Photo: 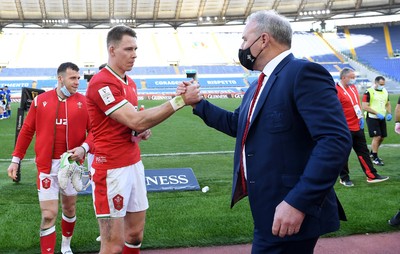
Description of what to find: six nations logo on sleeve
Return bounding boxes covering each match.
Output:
[98,86,115,105]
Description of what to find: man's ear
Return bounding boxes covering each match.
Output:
[261,33,270,44]
[109,45,115,56]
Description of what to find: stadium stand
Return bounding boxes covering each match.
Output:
[128,66,177,75]
[292,31,340,62]
[389,25,400,56]
[336,25,400,82]
[178,65,244,75]
[1,25,400,99]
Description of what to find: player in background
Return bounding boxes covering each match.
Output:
[7,62,93,254]
[3,85,11,118]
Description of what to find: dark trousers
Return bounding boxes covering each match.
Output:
[251,235,319,254]
[340,129,378,181]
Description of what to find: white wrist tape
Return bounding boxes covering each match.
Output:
[169,96,185,111]
[11,156,21,164]
[81,143,89,153]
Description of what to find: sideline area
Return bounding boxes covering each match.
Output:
[141,231,400,254]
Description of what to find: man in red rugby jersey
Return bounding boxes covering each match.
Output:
[86,25,201,254]
[7,62,93,254]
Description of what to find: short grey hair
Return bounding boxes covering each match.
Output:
[246,10,292,48]
[339,67,355,79]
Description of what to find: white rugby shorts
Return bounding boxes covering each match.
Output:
[91,160,149,218]
[38,159,78,201]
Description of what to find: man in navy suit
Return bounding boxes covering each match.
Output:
[179,10,352,253]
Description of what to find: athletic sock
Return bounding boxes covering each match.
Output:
[61,213,76,253]
[122,242,141,254]
[40,226,56,254]
[372,152,378,159]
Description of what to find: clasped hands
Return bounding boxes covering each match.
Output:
[177,80,203,107]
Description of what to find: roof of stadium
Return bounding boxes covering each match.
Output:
[0,0,399,29]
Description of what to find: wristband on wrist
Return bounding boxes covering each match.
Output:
[11,156,21,164]
[169,96,185,111]
[80,146,87,153]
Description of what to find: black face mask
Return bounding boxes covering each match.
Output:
[238,36,262,71]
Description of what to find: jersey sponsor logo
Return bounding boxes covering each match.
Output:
[42,177,51,189]
[98,86,115,105]
[113,194,124,211]
[95,156,107,164]
[56,118,67,125]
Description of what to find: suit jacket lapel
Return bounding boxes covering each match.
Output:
[238,79,257,141]
[249,54,294,128]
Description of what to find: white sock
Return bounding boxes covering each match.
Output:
[61,235,72,254]
[61,213,76,253]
